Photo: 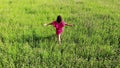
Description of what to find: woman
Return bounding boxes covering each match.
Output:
[44,15,74,44]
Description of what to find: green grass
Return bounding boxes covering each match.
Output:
[0,0,120,68]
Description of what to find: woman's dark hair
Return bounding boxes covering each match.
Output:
[56,15,62,23]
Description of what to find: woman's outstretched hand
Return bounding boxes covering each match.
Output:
[43,23,53,26]
[71,24,75,27]
[43,23,47,26]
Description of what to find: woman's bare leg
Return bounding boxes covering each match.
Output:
[57,34,61,44]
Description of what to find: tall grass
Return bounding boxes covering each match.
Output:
[0,0,120,68]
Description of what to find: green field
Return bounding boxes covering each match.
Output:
[0,0,120,68]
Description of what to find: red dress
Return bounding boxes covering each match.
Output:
[52,21,65,35]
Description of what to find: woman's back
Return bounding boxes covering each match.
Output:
[52,21,65,30]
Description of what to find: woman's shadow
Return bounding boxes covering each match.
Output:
[22,30,56,48]
[39,34,56,42]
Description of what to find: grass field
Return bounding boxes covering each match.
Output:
[0,0,120,68]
